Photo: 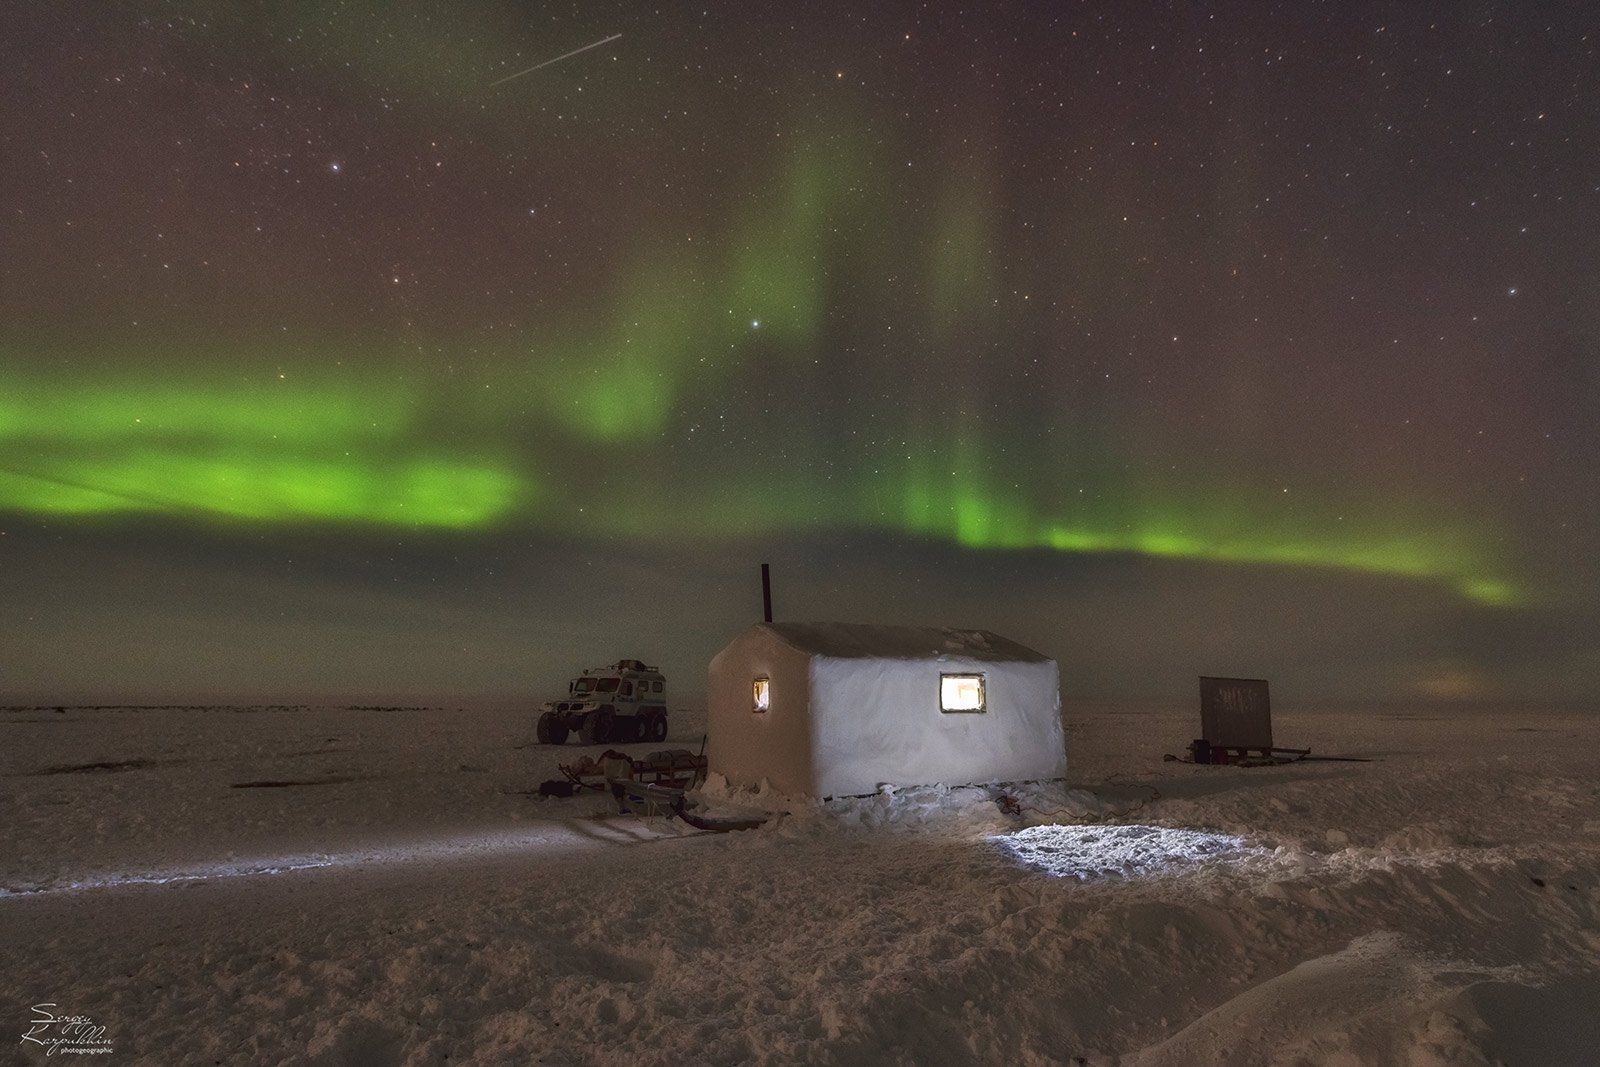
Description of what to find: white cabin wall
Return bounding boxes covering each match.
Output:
[809,657,1064,797]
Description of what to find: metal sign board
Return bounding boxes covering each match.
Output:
[1198,676,1272,750]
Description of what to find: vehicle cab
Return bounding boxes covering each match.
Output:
[538,659,669,745]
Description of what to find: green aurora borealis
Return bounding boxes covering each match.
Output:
[5,3,1596,701]
[0,318,1519,607]
[0,117,1519,606]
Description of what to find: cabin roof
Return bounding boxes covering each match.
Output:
[756,621,1050,663]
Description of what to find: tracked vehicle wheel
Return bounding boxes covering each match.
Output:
[581,707,615,745]
[537,712,570,745]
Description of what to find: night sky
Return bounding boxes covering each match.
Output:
[3,4,1596,705]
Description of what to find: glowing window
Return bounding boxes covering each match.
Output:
[752,676,770,713]
[940,673,986,713]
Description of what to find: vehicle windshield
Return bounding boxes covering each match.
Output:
[573,677,618,694]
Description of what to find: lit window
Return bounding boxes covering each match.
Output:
[752,676,770,713]
[940,673,985,713]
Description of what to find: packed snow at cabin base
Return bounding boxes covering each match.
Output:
[2,702,1598,1064]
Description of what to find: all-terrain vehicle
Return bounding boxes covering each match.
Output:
[536,659,670,745]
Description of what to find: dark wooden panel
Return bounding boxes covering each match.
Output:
[1198,676,1273,749]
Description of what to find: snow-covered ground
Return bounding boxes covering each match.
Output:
[2,701,1598,1064]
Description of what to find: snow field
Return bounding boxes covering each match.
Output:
[1,701,1597,1063]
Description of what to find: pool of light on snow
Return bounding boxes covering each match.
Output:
[994,823,1253,880]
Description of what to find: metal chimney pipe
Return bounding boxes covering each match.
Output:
[761,563,773,623]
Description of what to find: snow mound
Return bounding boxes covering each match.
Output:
[1131,932,1442,1064]
[1126,931,1587,1066]
[695,774,1117,838]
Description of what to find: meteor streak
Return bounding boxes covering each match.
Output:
[488,33,621,86]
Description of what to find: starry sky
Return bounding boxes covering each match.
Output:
[3,3,1597,705]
